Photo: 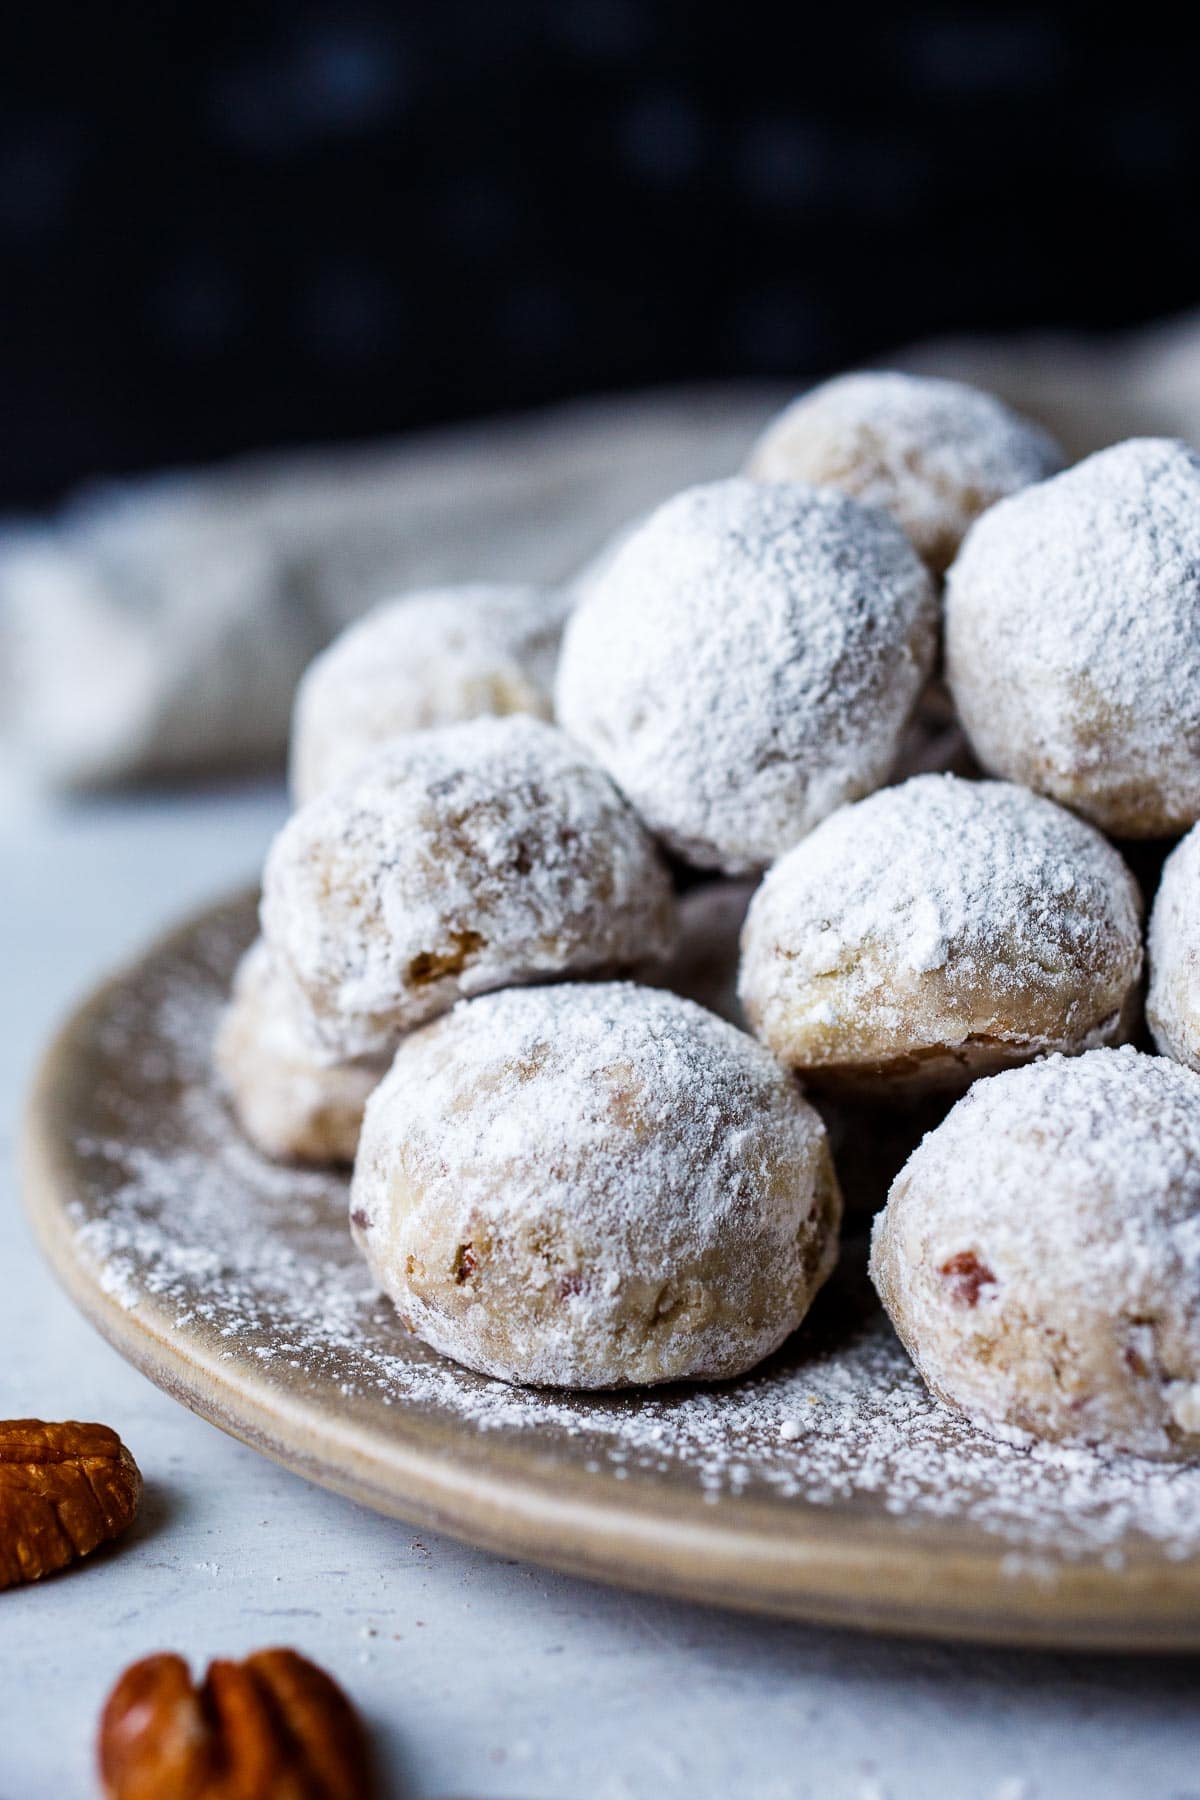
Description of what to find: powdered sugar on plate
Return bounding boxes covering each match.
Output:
[55,897,1200,1570]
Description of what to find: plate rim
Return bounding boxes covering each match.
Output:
[21,891,1200,1652]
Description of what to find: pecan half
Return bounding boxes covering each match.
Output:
[0,1419,141,1589]
[97,1648,373,1800]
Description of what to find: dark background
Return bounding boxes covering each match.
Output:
[4,4,1198,509]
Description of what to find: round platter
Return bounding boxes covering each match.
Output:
[22,893,1200,1650]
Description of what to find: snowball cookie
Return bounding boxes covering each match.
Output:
[1147,823,1200,1069]
[556,478,937,875]
[946,439,1200,838]
[350,982,841,1387]
[261,715,677,1061]
[214,939,384,1164]
[746,372,1062,575]
[871,1048,1200,1457]
[290,582,570,805]
[739,775,1143,1101]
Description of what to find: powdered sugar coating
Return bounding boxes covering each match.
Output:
[739,775,1143,1099]
[872,1048,1200,1457]
[351,981,841,1387]
[290,582,570,805]
[1148,824,1200,1069]
[946,438,1200,838]
[261,715,677,1060]
[747,372,1062,574]
[555,478,937,875]
[214,938,384,1164]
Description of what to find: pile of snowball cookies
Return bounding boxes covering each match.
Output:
[215,371,1200,1461]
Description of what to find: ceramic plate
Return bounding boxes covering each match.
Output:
[22,894,1200,1649]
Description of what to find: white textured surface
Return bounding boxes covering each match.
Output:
[352,981,836,1387]
[746,371,1062,572]
[945,438,1200,838]
[4,787,1200,1799]
[738,775,1143,1081]
[289,582,569,807]
[262,716,676,1059]
[872,1048,1200,1456]
[556,477,936,873]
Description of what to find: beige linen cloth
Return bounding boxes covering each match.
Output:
[4,313,1200,792]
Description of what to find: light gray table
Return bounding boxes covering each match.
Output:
[2,785,1198,1800]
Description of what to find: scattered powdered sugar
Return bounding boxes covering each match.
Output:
[289,582,570,805]
[946,437,1200,837]
[739,774,1143,1065]
[555,477,937,875]
[746,370,1063,574]
[56,898,1200,1569]
[260,714,677,1060]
